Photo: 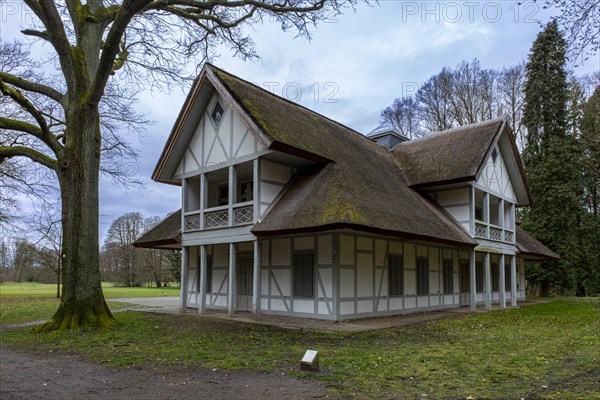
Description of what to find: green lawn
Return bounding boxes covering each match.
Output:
[0,282,179,325]
[1,296,598,399]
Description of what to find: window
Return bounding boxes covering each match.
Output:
[443,259,454,294]
[389,255,404,296]
[460,260,470,292]
[504,263,511,291]
[491,148,498,163]
[417,257,429,295]
[197,254,212,293]
[476,262,484,293]
[238,181,253,202]
[491,263,499,292]
[217,184,228,206]
[206,255,213,293]
[211,102,224,126]
[293,252,314,298]
[475,206,483,221]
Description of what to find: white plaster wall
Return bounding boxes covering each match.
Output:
[357,253,373,297]
[318,267,332,297]
[271,239,291,266]
[294,300,313,313]
[176,95,266,177]
[318,235,333,264]
[476,146,517,202]
[340,268,354,298]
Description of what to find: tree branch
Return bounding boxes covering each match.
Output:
[26,0,76,89]
[89,0,152,105]
[21,29,52,42]
[0,146,58,171]
[0,71,64,104]
[0,80,63,156]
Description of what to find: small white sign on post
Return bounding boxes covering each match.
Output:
[300,349,319,371]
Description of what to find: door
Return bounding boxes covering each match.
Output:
[236,253,253,312]
[459,260,470,306]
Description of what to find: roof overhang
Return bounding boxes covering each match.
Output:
[475,120,533,206]
[253,223,477,249]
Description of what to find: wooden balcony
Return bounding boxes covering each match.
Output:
[183,202,254,232]
[474,221,515,244]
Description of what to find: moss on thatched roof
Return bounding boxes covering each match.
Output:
[210,66,476,246]
[394,119,503,187]
[515,225,560,260]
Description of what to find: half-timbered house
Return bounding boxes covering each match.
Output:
[134,64,558,320]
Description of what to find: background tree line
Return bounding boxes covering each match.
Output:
[1,212,180,289]
[100,212,180,288]
[380,22,600,296]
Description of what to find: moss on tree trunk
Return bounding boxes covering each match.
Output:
[36,105,117,332]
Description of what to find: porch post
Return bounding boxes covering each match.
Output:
[484,252,492,310]
[228,166,236,227]
[252,239,261,319]
[253,158,260,223]
[180,246,189,312]
[499,253,506,309]
[198,245,207,314]
[469,249,477,311]
[510,255,518,307]
[200,174,206,230]
[228,242,236,316]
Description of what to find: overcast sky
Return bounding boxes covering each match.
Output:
[3,1,599,244]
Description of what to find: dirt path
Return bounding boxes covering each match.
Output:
[0,346,328,400]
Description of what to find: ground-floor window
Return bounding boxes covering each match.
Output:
[504,263,511,291]
[491,263,499,292]
[443,259,453,294]
[389,255,404,296]
[293,252,314,298]
[207,255,213,293]
[460,260,469,292]
[476,262,484,293]
[417,257,429,295]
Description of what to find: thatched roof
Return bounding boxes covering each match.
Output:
[394,120,502,187]
[208,66,476,247]
[516,225,560,261]
[393,119,532,205]
[132,211,181,249]
[143,65,545,254]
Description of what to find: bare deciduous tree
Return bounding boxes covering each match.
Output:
[416,67,454,132]
[1,0,365,331]
[380,96,422,139]
[541,0,600,66]
[497,63,527,150]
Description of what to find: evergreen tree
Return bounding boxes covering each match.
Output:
[578,85,600,295]
[521,20,584,296]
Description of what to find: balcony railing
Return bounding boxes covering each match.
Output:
[184,202,254,232]
[474,221,514,244]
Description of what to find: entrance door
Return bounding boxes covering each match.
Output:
[236,253,253,312]
[459,260,470,306]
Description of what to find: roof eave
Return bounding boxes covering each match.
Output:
[409,175,476,190]
[252,223,477,248]
[152,72,207,183]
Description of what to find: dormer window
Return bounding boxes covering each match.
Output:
[211,102,224,126]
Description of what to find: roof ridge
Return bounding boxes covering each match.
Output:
[398,117,506,146]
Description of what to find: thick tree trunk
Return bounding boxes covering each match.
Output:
[36,106,116,332]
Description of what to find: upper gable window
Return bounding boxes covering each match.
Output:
[491,148,498,164]
[211,102,224,126]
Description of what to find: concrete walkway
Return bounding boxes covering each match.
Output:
[111,297,180,309]
[113,297,544,333]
